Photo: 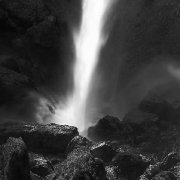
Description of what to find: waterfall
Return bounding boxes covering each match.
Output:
[54,0,115,132]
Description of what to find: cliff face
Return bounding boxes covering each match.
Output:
[89,0,180,119]
[0,0,71,87]
[0,0,82,122]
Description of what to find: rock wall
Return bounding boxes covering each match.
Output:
[89,0,180,119]
[0,0,81,122]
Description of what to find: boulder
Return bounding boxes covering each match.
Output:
[2,137,31,180]
[88,115,133,142]
[91,142,116,163]
[59,147,106,180]
[0,122,79,154]
[65,135,93,155]
[111,151,150,180]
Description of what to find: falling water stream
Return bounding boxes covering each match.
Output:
[54,0,114,132]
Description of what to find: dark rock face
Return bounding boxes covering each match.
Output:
[2,137,31,180]
[0,122,79,154]
[59,147,106,180]
[65,135,93,156]
[93,0,180,117]
[91,142,116,163]
[88,115,133,143]
[0,0,77,120]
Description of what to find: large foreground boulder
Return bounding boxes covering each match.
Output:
[0,122,79,154]
[58,147,106,180]
[65,135,93,156]
[2,137,31,180]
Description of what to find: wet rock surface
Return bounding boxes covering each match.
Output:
[65,135,93,156]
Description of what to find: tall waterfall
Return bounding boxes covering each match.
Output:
[54,0,115,132]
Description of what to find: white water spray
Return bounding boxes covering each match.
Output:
[54,0,115,132]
